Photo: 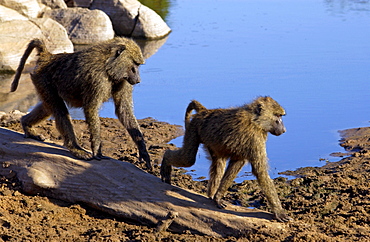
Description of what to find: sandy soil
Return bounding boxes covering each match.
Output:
[1,115,370,241]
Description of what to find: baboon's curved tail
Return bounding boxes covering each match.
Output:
[11,39,46,92]
[185,100,207,129]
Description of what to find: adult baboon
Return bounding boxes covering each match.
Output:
[11,37,152,170]
[160,96,290,221]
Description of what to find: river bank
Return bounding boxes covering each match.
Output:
[1,116,369,241]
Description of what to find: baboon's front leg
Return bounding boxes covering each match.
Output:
[251,158,292,222]
[112,84,152,170]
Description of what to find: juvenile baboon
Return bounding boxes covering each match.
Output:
[160,96,290,221]
[11,37,152,170]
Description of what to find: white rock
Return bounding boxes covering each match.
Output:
[0,5,28,22]
[0,20,42,71]
[0,0,42,18]
[90,0,171,39]
[132,4,171,39]
[44,7,115,44]
[32,18,74,54]
[0,19,73,71]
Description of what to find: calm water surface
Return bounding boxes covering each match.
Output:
[99,0,370,180]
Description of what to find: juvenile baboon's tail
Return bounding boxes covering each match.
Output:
[11,39,46,92]
[185,100,207,129]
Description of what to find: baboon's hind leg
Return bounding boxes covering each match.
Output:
[213,159,247,208]
[160,150,173,184]
[160,123,201,184]
[21,102,51,141]
[48,97,93,160]
[206,148,227,199]
[83,101,109,160]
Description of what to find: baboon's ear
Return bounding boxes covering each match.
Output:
[255,103,263,115]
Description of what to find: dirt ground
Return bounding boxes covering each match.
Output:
[1,114,370,241]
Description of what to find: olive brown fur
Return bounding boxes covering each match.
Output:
[160,96,291,221]
[11,37,152,170]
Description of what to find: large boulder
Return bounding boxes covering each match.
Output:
[89,0,171,39]
[0,20,43,72]
[32,18,74,52]
[131,4,171,39]
[43,7,114,44]
[0,19,73,72]
[0,0,41,18]
[0,5,28,22]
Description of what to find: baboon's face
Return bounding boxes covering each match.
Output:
[269,114,286,136]
[125,58,141,85]
[255,96,286,136]
[106,40,144,85]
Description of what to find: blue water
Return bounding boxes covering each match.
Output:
[100,0,370,180]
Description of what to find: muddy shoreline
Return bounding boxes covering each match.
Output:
[1,115,370,241]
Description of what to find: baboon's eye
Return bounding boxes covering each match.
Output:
[275,116,283,125]
[115,46,126,58]
[115,50,122,58]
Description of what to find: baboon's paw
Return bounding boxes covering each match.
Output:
[160,170,171,184]
[24,133,46,141]
[214,199,228,209]
[274,211,292,222]
[145,162,153,171]
[70,148,93,160]
[160,175,171,184]
[159,162,172,184]
[139,152,152,171]
[93,154,110,160]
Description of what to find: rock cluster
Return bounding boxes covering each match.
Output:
[0,0,171,72]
